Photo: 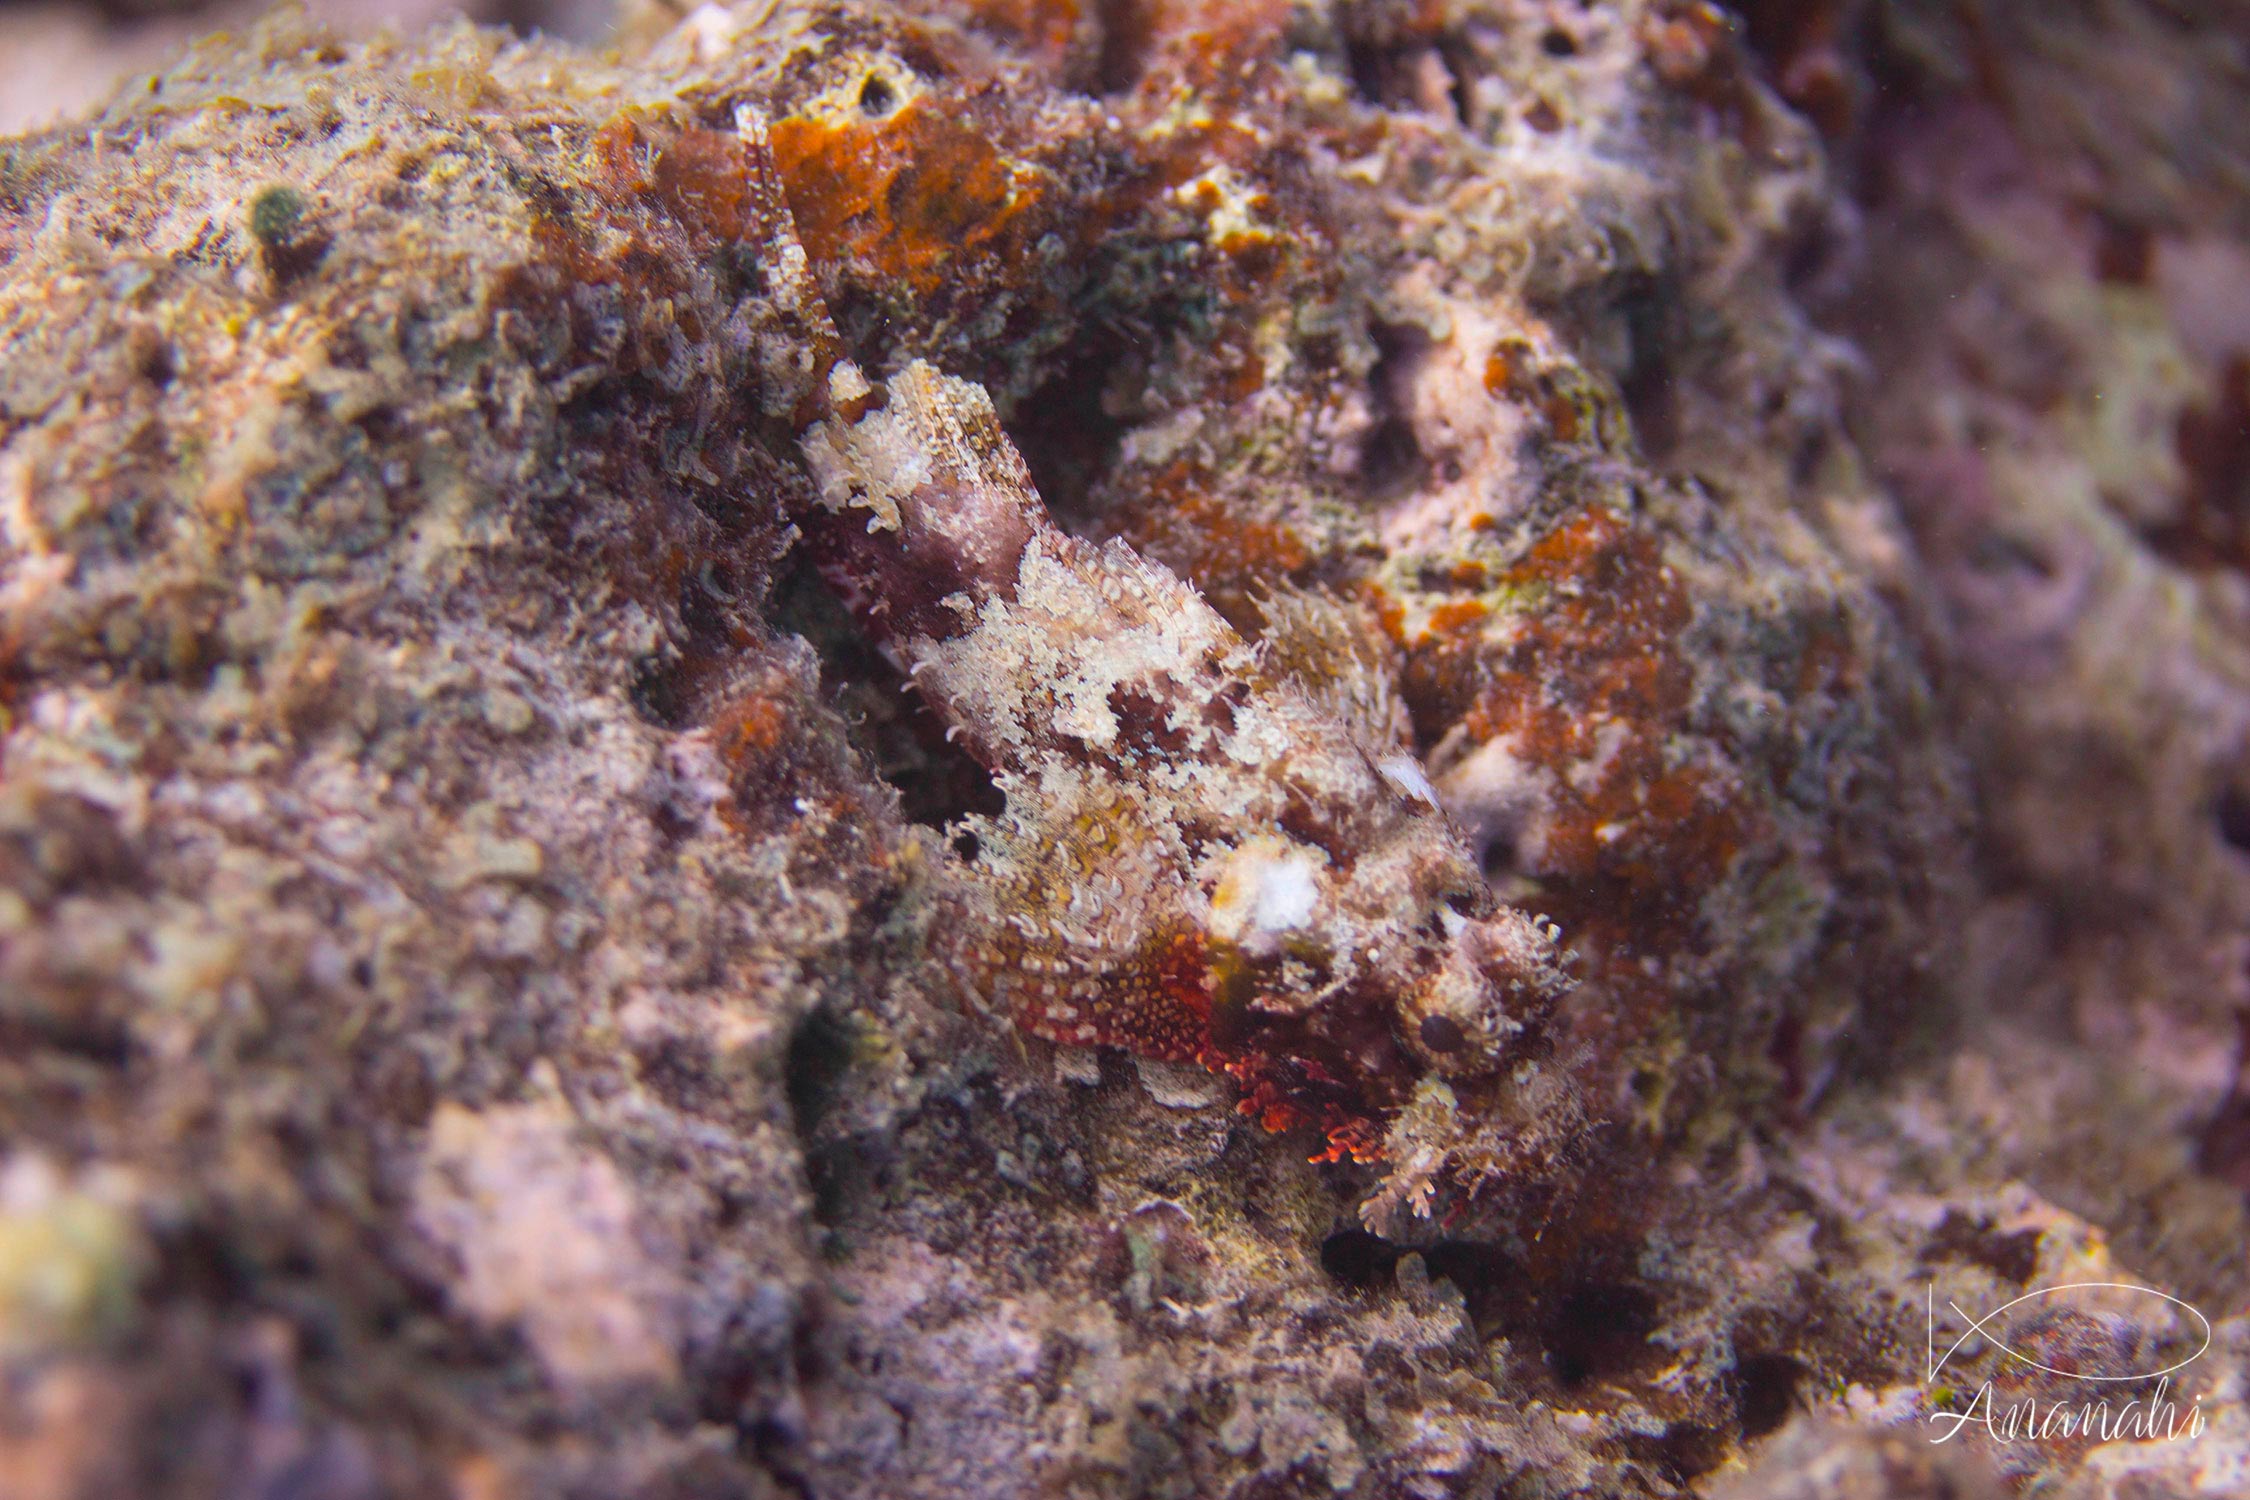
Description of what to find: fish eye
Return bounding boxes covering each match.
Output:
[1419,1014,1467,1053]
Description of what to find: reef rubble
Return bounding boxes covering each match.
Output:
[1,1,2246,1496]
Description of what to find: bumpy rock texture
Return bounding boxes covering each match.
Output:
[0,1,2244,1496]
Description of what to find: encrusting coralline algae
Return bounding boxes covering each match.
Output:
[1,0,2247,1496]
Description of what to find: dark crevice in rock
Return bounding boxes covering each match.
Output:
[785,1002,872,1250]
[1729,1352,1804,1440]
[1608,274,1682,467]
[1326,1234,1679,1411]
[2149,354,2250,574]
[1543,1280,1662,1389]
[627,649,696,729]
[764,552,1003,832]
[1343,34,1391,111]
[1732,0,1864,143]
[1437,37,1478,129]
[2196,1010,2250,1195]
[1765,1009,1810,1115]
[747,1417,819,1500]
[1317,1227,1400,1289]
[1008,331,1137,537]
[1093,0,1158,97]
[624,553,768,731]
[1625,1420,1730,1485]
[1419,1239,1519,1337]
[1358,321,1430,502]
[1922,1208,2044,1285]
[2218,782,2250,857]
[1341,23,1475,127]
[785,1005,860,1138]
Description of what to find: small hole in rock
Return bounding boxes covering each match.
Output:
[1541,29,1579,57]
[2153,354,2250,573]
[1319,1229,1401,1290]
[767,556,1003,831]
[1359,417,1424,498]
[136,339,178,389]
[1435,38,1479,128]
[1345,37,1389,107]
[2093,213,2154,285]
[2216,785,2250,855]
[2196,1011,2250,1192]
[1008,332,1136,534]
[1731,1353,1803,1439]
[1479,831,1518,878]
[232,1361,270,1407]
[629,652,692,728]
[1922,1208,2045,1285]
[682,561,738,640]
[1360,322,1432,501]
[1094,0,1158,95]
[1422,1240,1518,1335]
[1768,1010,1806,1110]
[858,74,897,117]
[786,1005,858,1132]
[1613,276,1680,463]
[1641,1421,1729,1483]
[1546,1281,1659,1387]
[1966,529,2056,579]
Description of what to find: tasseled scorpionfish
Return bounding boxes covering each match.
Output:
[794,360,1571,1165]
[736,110,1572,1168]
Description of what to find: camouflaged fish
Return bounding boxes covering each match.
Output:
[734,107,1572,1168]
[794,360,1571,1164]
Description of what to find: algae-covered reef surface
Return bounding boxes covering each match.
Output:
[1,1,2247,1496]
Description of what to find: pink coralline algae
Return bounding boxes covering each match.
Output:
[4,2,2247,1497]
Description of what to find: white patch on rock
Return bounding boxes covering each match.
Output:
[411,1099,680,1394]
[1136,1057,1227,1109]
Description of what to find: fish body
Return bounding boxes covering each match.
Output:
[798,359,1570,1161]
[719,100,1571,1166]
